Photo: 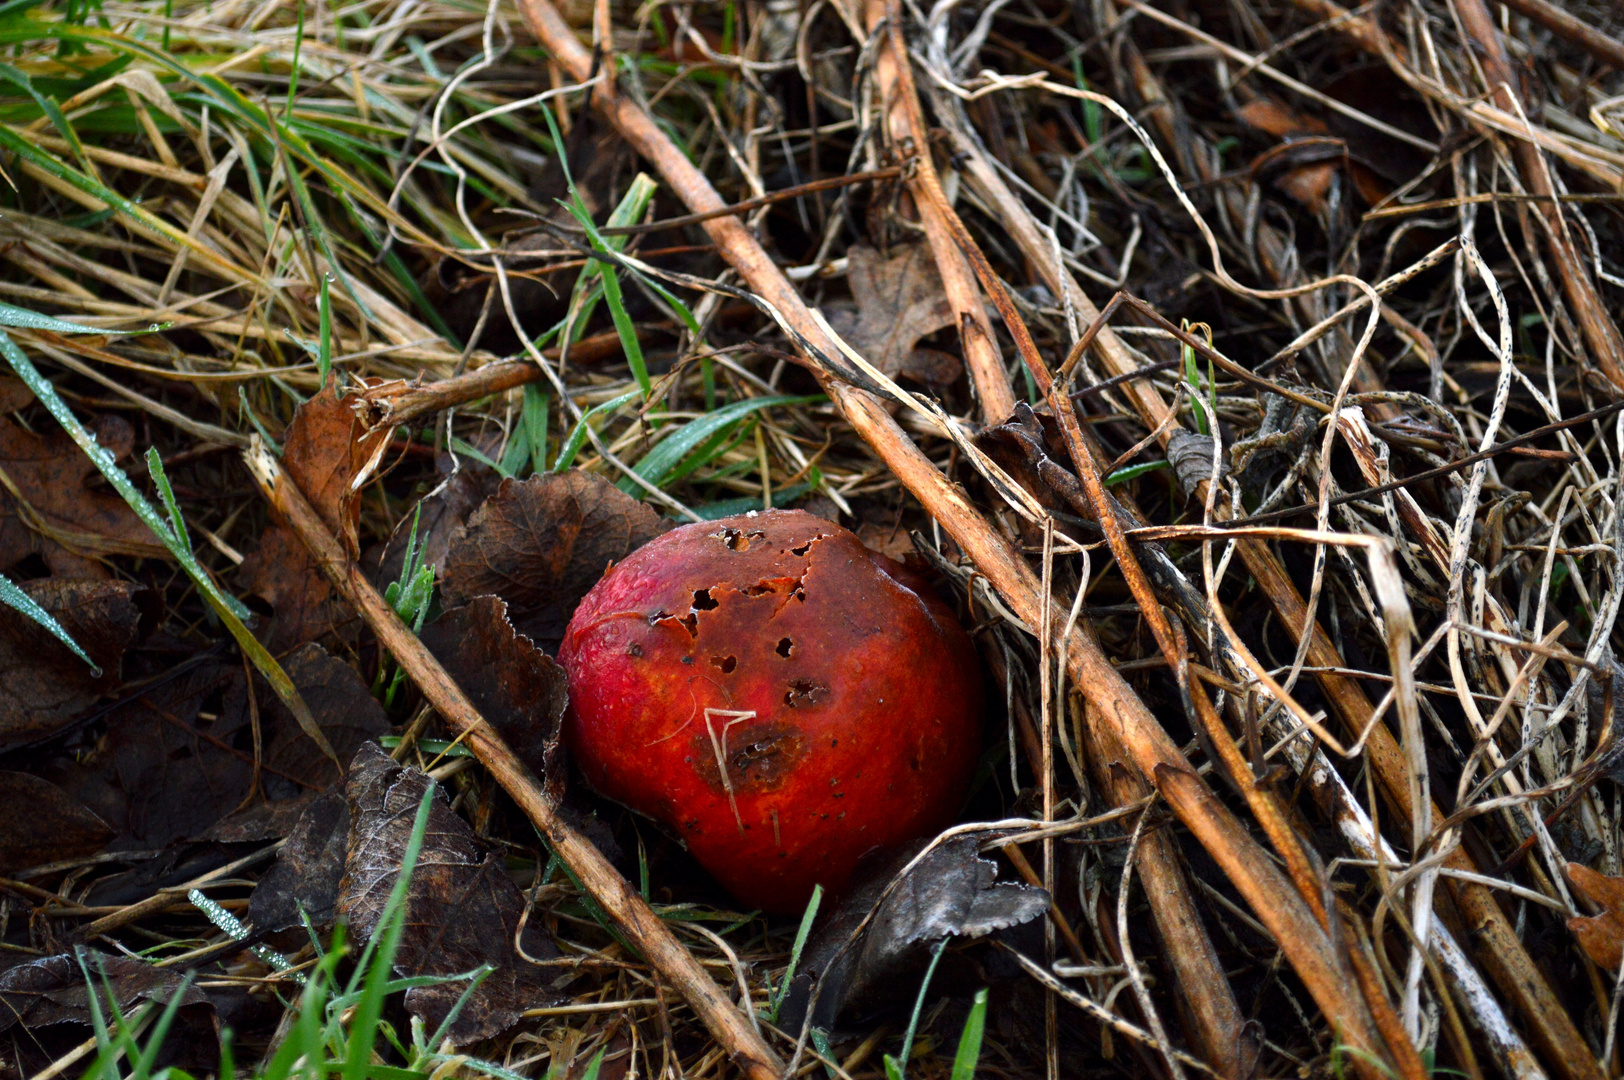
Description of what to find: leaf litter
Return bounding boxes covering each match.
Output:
[0,0,1619,1075]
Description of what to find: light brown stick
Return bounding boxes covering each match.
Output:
[240,442,785,1080]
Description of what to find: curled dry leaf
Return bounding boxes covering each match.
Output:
[1567,861,1624,970]
[0,578,143,751]
[336,744,561,1043]
[822,242,965,388]
[0,771,112,872]
[280,379,393,558]
[420,595,569,797]
[0,408,167,578]
[779,834,1048,1031]
[442,470,667,653]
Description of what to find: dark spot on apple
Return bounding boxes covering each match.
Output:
[681,655,694,665]
[692,588,718,611]
[784,678,828,707]
[776,637,793,658]
[627,642,643,657]
[693,720,805,792]
[711,655,737,674]
[744,582,776,597]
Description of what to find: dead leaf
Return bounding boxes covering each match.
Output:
[0,952,207,1031]
[442,470,667,653]
[0,578,143,751]
[1236,98,1328,138]
[822,243,965,386]
[88,645,385,849]
[281,379,392,559]
[376,460,495,584]
[257,643,390,797]
[0,376,30,413]
[421,596,568,797]
[1568,861,1624,970]
[0,411,167,578]
[780,834,1048,1031]
[336,744,561,1042]
[0,772,112,871]
[237,525,352,652]
[247,788,347,931]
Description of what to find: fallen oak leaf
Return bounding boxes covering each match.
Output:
[822,243,966,388]
[779,833,1049,1032]
[1568,861,1624,970]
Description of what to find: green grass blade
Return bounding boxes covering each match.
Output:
[1103,460,1169,486]
[622,395,821,494]
[767,884,821,1023]
[0,572,98,672]
[553,389,640,474]
[949,989,988,1080]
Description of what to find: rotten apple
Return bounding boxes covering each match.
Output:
[559,509,983,913]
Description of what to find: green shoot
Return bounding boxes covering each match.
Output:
[553,389,640,474]
[620,394,822,495]
[1103,460,1169,487]
[766,884,821,1023]
[378,505,435,709]
[949,989,988,1080]
[883,936,950,1080]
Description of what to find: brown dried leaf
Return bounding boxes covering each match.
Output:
[0,578,142,750]
[247,788,347,931]
[421,596,569,797]
[0,411,167,578]
[0,952,207,1031]
[282,380,392,558]
[0,772,112,871]
[442,470,667,652]
[238,525,352,652]
[337,744,561,1042]
[824,243,963,385]
[1568,861,1624,971]
[89,645,385,848]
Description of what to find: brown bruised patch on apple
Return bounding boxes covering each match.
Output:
[559,509,984,913]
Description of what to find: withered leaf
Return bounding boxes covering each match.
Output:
[0,952,207,1031]
[336,744,561,1042]
[0,411,168,578]
[282,380,392,557]
[421,596,568,796]
[1568,861,1624,970]
[376,461,495,584]
[258,643,390,797]
[0,772,112,871]
[0,578,143,751]
[442,470,666,653]
[93,645,384,849]
[237,525,352,653]
[822,243,965,386]
[248,788,347,932]
[780,834,1048,1031]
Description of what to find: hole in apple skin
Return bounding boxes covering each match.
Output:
[784,678,828,708]
[692,588,719,611]
[711,655,737,674]
[776,637,793,658]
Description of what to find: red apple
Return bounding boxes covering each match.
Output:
[559,509,983,913]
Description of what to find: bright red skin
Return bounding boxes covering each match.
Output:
[559,510,983,913]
